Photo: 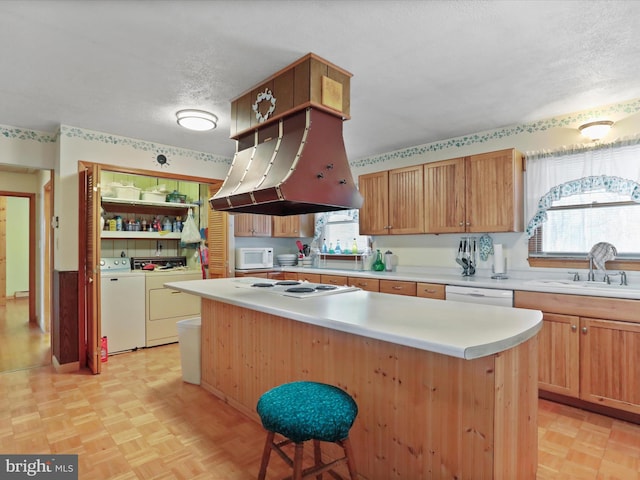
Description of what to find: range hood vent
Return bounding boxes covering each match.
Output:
[209,53,362,216]
[210,108,362,216]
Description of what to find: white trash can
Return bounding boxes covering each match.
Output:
[176,317,201,384]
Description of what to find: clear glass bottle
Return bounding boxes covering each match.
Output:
[351,238,358,254]
[335,239,342,254]
[322,238,328,253]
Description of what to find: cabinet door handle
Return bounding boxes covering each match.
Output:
[465,221,471,226]
[424,289,436,294]
[582,327,588,334]
[571,325,577,331]
[392,286,402,290]
[459,221,464,226]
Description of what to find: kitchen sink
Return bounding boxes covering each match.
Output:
[525,278,638,293]
[525,279,584,287]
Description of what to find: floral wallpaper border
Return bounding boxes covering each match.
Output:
[350,98,640,169]
[60,126,230,165]
[3,96,640,169]
[0,123,231,165]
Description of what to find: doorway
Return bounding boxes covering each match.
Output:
[0,189,51,373]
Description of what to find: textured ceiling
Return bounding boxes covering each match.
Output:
[1,0,640,163]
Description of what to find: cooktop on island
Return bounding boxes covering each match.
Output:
[232,278,360,298]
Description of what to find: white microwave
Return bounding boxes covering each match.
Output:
[235,247,274,270]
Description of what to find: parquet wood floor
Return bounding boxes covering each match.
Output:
[1,342,639,479]
[0,298,50,373]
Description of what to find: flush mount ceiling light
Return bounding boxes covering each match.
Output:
[176,109,218,131]
[578,120,613,141]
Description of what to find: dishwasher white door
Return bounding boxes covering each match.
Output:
[445,285,513,307]
[101,272,146,353]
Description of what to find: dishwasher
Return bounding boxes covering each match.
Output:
[445,285,513,307]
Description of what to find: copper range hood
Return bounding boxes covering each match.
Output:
[210,53,362,216]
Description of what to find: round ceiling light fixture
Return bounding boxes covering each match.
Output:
[578,120,613,141]
[176,109,218,131]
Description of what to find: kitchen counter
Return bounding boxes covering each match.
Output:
[165,277,542,360]
[278,265,640,300]
[165,277,541,479]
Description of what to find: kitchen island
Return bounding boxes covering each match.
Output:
[166,277,542,479]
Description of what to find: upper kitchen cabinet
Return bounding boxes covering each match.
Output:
[233,213,272,237]
[272,214,314,238]
[359,165,424,235]
[424,148,524,233]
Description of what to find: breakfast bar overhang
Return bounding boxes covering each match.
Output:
[166,278,543,479]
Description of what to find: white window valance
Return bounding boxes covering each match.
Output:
[525,137,640,238]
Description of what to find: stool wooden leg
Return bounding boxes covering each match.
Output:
[341,438,358,480]
[293,442,304,480]
[258,431,275,480]
[313,439,322,480]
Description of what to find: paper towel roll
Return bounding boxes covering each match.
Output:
[494,244,505,274]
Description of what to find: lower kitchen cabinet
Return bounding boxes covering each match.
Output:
[534,312,580,397]
[321,274,348,286]
[348,277,380,292]
[146,272,202,347]
[379,279,417,296]
[416,282,445,300]
[297,272,322,283]
[514,290,640,416]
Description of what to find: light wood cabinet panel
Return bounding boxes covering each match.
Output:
[359,165,424,235]
[283,272,299,281]
[358,171,389,235]
[348,277,380,292]
[379,279,417,296]
[298,272,322,283]
[466,149,523,232]
[388,165,424,234]
[424,148,523,233]
[233,213,272,237]
[424,157,466,233]
[416,282,445,300]
[580,317,640,414]
[272,214,314,237]
[321,274,348,286]
[537,313,580,397]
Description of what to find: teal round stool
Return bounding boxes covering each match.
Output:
[256,381,358,480]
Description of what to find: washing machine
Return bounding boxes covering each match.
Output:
[100,257,146,354]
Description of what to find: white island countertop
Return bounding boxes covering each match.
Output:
[165,277,542,360]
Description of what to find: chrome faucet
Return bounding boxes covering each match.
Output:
[587,258,596,282]
[620,271,628,286]
[569,271,580,281]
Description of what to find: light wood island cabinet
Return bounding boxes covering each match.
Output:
[193,290,539,479]
[359,165,424,235]
[424,148,524,233]
[515,290,640,418]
